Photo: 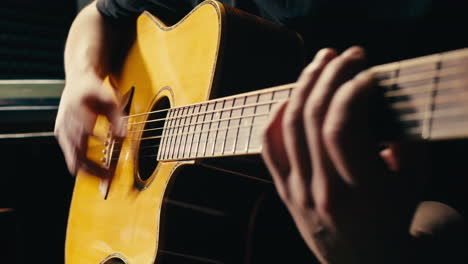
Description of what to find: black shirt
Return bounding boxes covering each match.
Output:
[96,0,468,65]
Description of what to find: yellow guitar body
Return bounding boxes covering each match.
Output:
[66,2,224,263]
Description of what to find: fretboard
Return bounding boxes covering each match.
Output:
[157,48,468,161]
[157,84,293,160]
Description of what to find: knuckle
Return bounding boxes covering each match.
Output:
[303,96,324,124]
[262,120,276,145]
[276,186,291,204]
[322,118,344,148]
[302,61,322,77]
[291,192,312,210]
[315,196,332,219]
[314,188,333,218]
[282,105,303,132]
[299,48,336,79]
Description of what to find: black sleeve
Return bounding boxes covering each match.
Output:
[96,0,198,24]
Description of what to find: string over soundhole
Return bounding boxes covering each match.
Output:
[136,96,170,184]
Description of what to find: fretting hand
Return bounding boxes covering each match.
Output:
[262,47,426,263]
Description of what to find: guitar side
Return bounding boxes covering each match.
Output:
[65,1,305,264]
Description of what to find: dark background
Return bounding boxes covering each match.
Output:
[0,0,77,263]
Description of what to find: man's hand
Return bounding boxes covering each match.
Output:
[262,47,423,263]
[54,73,125,176]
[55,1,133,176]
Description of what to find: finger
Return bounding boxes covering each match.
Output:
[56,133,79,176]
[82,84,125,138]
[322,71,387,187]
[303,47,366,210]
[76,152,111,178]
[262,102,290,196]
[282,48,336,178]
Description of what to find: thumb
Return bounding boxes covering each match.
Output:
[82,87,126,138]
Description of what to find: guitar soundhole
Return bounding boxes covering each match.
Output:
[137,96,170,182]
[102,258,126,264]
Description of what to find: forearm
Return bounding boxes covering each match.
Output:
[64,1,133,81]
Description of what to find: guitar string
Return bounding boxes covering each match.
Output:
[121,83,294,119]
[120,78,468,132]
[112,94,468,140]
[111,117,468,162]
[108,103,468,159]
[102,53,468,162]
[123,97,468,136]
[118,65,467,123]
[109,121,429,162]
[107,103,468,161]
[109,113,430,160]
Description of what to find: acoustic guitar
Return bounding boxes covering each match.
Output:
[65,1,468,263]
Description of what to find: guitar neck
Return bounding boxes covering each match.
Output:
[157,48,468,161]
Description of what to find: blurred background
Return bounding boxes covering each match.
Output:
[0,0,91,263]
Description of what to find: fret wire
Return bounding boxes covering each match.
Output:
[384,76,468,97]
[123,70,468,132]
[177,107,189,159]
[377,62,468,87]
[175,107,184,159]
[114,107,468,161]
[171,108,181,159]
[178,106,189,159]
[121,83,295,120]
[164,108,173,159]
[424,58,441,139]
[221,99,234,155]
[245,93,260,153]
[113,118,425,160]
[123,124,427,162]
[158,109,169,160]
[191,104,201,157]
[211,100,224,156]
[154,125,428,161]
[250,87,276,151]
[167,108,180,158]
[389,88,468,110]
[197,105,206,158]
[399,107,468,122]
[126,97,288,126]
[184,105,195,158]
[158,109,167,159]
[113,125,432,162]
[184,106,194,158]
[382,71,468,98]
[125,104,279,135]
[231,96,244,153]
[161,109,172,159]
[203,103,214,157]
[196,103,209,157]
[117,50,468,154]
[189,105,199,157]
[178,106,190,157]
[172,108,182,159]
[169,108,181,159]
[120,50,468,124]
[126,105,468,144]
